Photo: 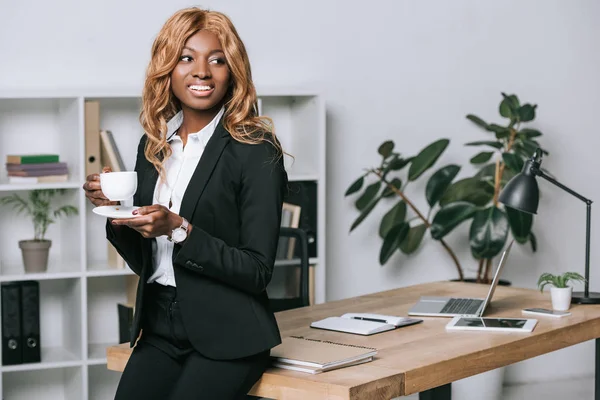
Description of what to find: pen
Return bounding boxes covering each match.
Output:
[352,317,387,323]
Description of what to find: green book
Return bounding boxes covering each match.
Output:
[6,154,60,164]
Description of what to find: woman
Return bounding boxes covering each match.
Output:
[83,7,287,399]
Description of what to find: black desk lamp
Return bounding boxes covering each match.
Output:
[498,148,599,304]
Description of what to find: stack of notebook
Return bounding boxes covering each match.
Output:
[270,336,377,374]
[5,154,68,183]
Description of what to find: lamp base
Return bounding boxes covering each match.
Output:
[571,291,600,304]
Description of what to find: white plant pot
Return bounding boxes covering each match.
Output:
[452,367,505,400]
[551,287,572,311]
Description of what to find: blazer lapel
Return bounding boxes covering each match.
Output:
[179,120,230,221]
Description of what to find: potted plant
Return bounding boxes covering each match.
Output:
[0,189,78,273]
[537,272,586,311]
[345,93,550,283]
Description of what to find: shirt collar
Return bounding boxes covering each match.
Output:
[165,106,225,147]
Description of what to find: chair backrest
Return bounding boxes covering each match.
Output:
[269,227,310,313]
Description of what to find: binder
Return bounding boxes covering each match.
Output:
[99,129,126,269]
[117,303,134,343]
[270,336,377,374]
[84,101,101,176]
[1,282,22,365]
[20,281,41,363]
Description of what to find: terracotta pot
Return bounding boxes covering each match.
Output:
[19,240,51,273]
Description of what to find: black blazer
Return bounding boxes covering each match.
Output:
[106,120,287,360]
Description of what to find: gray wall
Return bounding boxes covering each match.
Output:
[2,0,599,385]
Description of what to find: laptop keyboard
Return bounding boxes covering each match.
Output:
[440,298,483,315]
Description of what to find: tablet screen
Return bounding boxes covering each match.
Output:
[455,318,527,329]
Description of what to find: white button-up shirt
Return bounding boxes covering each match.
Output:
[147,106,225,287]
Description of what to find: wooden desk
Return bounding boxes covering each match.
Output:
[107,281,600,399]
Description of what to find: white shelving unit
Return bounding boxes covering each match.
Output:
[0,86,326,399]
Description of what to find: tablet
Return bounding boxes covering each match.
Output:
[446,316,537,333]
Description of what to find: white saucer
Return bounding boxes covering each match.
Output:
[93,205,141,219]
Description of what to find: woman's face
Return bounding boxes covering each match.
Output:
[171,30,231,113]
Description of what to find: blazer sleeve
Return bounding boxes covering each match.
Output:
[104,136,147,276]
[173,141,287,295]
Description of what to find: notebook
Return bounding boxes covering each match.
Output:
[270,336,377,374]
[311,313,423,335]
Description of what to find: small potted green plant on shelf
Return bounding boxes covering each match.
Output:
[537,272,586,311]
[0,189,78,273]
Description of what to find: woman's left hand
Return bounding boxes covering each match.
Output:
[111,205,183,239]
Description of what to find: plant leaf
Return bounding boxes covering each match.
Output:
[387,156,413,171]
[505,206,533,244]
[519,104,536,122]
[469,206,509,259]
[382,178,402,197]
[466,114,489,130]
[430,202,477,240]
[425,164,461,207]
[475,163,516,186]
[470,151,494,164]
[439,177,494,207]
[529,231,537,252]
[350,196,380,232]
[345,176,365,196]
[500,93,520,119]
[519,128,542,138]
[379,222,409,265]
[378,141,394,158]
[399,224,427,254]
[487,124,511,139]
[355,181,381,210]
[465,141,503,150]
[408,139,450,181]
[502,152,524,173]
[379,201,406,238]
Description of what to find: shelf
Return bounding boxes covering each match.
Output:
[86,264,135,277]
[0,180,82,192]
[0,260,81,282]
[3,366,83,400]
[275,257,319,267]
[87,342,118,365]
[288,173,320,182]
[87,276,130,349]
[2,346,81,372]
[88,364,121,400]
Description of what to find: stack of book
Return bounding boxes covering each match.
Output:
[5,154,68,184]
[270,336,377,374]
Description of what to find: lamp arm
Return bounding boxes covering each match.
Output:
[534,168,593,205]
[535,168,592,298]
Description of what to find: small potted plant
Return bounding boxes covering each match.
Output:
[537,272,586,311]
[0,189,78,273]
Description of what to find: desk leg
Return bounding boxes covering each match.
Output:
[596,338,600,400]
[419,383,451,400]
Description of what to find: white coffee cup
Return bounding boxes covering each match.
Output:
[100,171,137,201]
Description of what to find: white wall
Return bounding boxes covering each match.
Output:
[2,0,599,385]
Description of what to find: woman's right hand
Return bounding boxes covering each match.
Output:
[83,166,119,207]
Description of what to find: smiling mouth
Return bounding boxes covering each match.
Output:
[188,85,213,92]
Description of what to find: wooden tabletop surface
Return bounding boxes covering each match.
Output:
[107,281,600,399]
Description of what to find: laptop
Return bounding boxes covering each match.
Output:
[408,240,514,318]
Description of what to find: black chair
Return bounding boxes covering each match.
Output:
[268,227,310,312]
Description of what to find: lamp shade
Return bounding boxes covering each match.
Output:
[498,157,540,214]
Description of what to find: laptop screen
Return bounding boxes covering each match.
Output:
[479,240,514,313]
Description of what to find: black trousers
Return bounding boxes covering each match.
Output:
[114,283,270,400]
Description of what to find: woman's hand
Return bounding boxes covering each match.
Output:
[111,205,185,239]
[83,167,119,207]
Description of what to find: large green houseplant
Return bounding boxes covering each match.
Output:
[345,93,549,283]
[0,189,78,273]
